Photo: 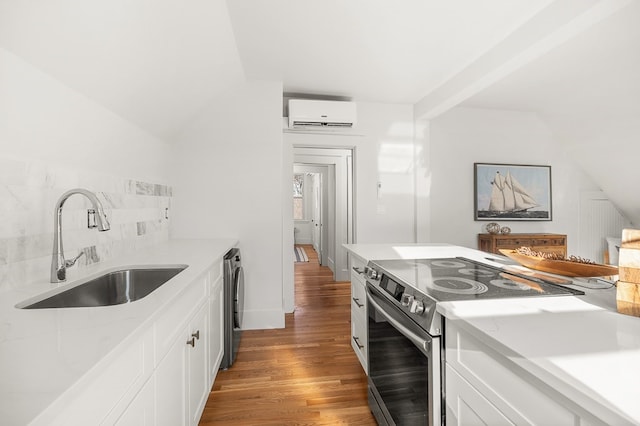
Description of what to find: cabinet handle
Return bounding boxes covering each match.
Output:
[352,336,364,350]
[186,337,195,347]
[352,266,364,275]
[352,297,364,308]
[192,330,200,340]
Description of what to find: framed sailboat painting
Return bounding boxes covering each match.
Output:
[474,163,552,221]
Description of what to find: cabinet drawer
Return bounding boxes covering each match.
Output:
[532,238,564,246]
[496,238,532,247]
[350,254,367,283]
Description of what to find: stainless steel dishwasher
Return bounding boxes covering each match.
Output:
[220,248,244,369]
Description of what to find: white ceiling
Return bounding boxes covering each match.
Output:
[0,0,637,148]
[461,1,640,118]
[0,0,245,141]
[0,0,559,140]
[226,0,551,104]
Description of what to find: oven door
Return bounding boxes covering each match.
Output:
[366,283,441,426]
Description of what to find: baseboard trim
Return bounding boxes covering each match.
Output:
[241,308,285,330]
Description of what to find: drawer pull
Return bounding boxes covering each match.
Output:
[186,337,195,347]
[352,297,364,308]
[192,330,200,340]
[352,336,364,350]
[352,266,364,275]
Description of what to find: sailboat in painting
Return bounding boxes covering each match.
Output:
[489,171,538,213]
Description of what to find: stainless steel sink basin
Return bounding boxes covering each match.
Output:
[19,266,187,309]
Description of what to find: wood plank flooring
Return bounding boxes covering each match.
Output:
[199,245,376,425]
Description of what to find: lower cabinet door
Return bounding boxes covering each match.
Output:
[188,303,209,425]
[445,365,512,426]
[155,330,188,426]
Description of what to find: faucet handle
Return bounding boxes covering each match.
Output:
[65,251,85,268]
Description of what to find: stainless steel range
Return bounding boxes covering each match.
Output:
[364,257,582,426]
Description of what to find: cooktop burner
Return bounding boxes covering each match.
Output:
[368,257,583,302]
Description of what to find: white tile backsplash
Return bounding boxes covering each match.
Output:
[0,157,172,291]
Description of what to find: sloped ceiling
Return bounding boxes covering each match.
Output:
[1,0,638,226]
[0,0,244,141]
[0,0,555,141]
[461,1,640,225]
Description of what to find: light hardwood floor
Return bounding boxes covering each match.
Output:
[199,244,376,425]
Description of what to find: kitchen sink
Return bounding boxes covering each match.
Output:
[18,266,187,309]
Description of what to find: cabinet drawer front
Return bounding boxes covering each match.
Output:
[496,238,532,247]
[350,254,367,283]
[532,238,564,246]
[351,276,366,310]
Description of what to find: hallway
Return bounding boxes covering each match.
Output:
[199,245,375,425]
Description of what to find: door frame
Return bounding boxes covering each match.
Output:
[283,145,355,313]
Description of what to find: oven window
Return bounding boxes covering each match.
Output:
[368,293,429,425]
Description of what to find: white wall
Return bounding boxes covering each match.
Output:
[285,101,416,244]
[170,80,285,329]
[421,107,600,255]
[0,48,170,181]
[0,48,172,291]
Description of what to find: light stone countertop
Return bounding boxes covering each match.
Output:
[344,243,640,424]
[0,238,237,425]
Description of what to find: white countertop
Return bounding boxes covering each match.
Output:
[0,238,237,425]
[344,243,640,424]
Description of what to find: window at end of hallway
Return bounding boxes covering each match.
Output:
[294,174,304,220]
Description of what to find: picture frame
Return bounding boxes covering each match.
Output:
[474,163,552,221]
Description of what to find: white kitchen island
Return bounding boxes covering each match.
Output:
[344,243,640,425]
[0,238,237,425]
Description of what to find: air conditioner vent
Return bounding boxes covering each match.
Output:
[288,100,356,129]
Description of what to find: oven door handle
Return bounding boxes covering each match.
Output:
[366,287,432,353]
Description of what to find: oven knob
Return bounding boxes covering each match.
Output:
[365,267,378,280]
[409,299,425,315]
[401,293,413,307]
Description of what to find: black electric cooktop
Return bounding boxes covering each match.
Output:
[368,257,583,302]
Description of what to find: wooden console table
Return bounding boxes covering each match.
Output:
[478,233,567,256]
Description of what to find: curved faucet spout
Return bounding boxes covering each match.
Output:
[51,188,110,283]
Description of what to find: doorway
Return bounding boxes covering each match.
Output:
[293,147,354,282]
[282,140,356,314]
[293,165,329,265]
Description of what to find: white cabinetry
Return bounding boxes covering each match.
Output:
[445,321,605,426]
[349,253,367,372]
[187,303,209,425]
[114,376,157,426]
[156,300,209,426]
[208,262,224,386]
[42,257,227,426]
[155,271,215,426]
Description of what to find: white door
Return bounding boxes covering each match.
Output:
[312,173,323,264]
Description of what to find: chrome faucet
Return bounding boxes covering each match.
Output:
[51,188,110,283]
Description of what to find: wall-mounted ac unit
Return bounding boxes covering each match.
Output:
[288,99,356,129]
